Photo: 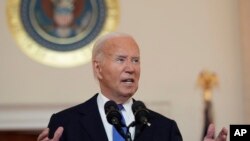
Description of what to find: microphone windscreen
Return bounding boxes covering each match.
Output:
[104,100,122,125]
[132,101,146,113]
[132,101,150,125]
[104,100,118,114]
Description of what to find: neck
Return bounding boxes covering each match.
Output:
[101,91,131,104]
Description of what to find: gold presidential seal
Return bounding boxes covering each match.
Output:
[6,0,119,68]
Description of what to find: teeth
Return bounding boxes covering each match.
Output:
[122,79,134,82]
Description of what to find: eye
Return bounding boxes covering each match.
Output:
[116,57,125,63]
[132,58,140,64]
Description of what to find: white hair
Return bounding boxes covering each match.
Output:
[92,32,132,61]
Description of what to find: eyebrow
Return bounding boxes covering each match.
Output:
[115,55,127,58]
[114,55,140,59]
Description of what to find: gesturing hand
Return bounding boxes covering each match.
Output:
[37,127,64,141]
[204,124,228,141]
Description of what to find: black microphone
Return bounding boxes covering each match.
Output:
[104,100,123,126]
[105,101,134,141]
[132,101,150,126]
[104,100,127,139]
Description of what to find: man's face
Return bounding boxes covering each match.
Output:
[95,36,140,102]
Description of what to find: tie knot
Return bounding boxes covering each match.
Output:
[117,104,124,111]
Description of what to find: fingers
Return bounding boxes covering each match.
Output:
[217,127,228,141]
[205,123,215,139]
[204,124,228,141]
[37,128,49,141]
[37,127,64,141]
[53,127,64,141]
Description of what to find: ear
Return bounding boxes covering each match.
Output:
[93,60,103,79]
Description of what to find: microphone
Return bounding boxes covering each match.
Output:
[104,100,123,126]
[132,101,150,126]
[104,100,127,139]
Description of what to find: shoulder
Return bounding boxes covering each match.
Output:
[148,109,179,129]
[49,94,98,122]
[149,109,174,122]
[147,109,183,140]
[47,94,99,138]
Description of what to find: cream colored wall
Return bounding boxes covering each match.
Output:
[0,0,245,141]
[240,0,250,123]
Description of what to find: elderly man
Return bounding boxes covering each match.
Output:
[37,32,228,141]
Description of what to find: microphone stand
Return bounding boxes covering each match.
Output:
[123,121,151,141]
[123,121,136,141]
[116,121,135,141]
[121,121,151,141]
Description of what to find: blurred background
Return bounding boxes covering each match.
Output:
[0,0,249,140]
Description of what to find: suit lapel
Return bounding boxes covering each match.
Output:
[78,94,109,141]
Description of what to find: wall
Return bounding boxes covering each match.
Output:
[0,0,245,141]
[240,0,250,123]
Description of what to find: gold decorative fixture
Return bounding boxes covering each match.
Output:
[197,70,219,138]
[197,70,219,102]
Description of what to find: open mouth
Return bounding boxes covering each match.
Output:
[121,78,135,83]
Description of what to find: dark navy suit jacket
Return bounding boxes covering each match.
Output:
[48,94,182,141]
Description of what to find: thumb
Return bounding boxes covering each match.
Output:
[53,127,64,141]
[205,124,215,139]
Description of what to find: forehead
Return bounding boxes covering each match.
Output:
[103,36,140,56]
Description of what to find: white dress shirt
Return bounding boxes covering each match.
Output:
[97,93,135,141]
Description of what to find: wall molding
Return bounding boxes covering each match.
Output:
[0,104,71,130]
[0,101,171,130]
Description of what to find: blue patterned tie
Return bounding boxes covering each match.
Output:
[113,104,126,141]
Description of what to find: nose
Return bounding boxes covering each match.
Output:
[124,61,135,74]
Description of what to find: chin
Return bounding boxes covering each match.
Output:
[119,87,137,97]
[122,91,136,97]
